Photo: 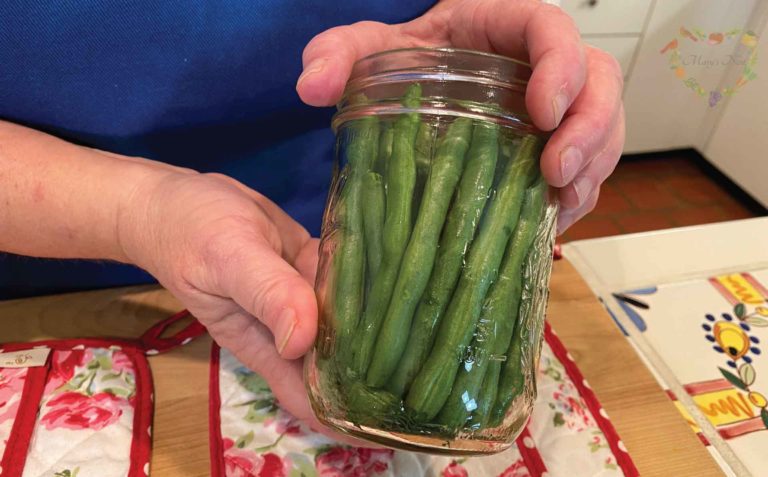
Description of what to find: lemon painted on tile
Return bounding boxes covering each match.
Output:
[713,321,751,360]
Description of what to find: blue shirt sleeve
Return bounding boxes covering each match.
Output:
[0,0,435,298]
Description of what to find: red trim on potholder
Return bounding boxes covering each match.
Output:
[1,338,148,354]
[514,425,548,477]
[0,310,204,357]
[209,343,226,477]
[0,360,50,477]
[544,322,640,477]
[127,345,154,477]
[139,309,207,354]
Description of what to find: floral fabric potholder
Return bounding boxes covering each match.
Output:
[0,310,205,477]
[210,323,639,477]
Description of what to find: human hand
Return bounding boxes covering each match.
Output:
[296,0,625,233]
[116,170,360,443]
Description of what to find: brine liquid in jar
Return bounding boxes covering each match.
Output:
[305,47,558,455]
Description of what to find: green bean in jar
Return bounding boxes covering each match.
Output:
[305,47,557,455]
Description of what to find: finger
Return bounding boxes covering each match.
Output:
[207,232,317,360]
[505,3,587,131]
[209,313,377,447]
[557,185,600,234]
[557,105,625,210]
[298,0,587,123]
[540,47,624,188]
[446,1,586,130]
[294,237,320,284]
[297,21,420,106]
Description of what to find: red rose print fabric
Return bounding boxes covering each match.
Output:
[222,438,291,477]
[0,367,29,458]
[2,346,144,477]
[0,367,27,426]
[315,447,394,476]
[41,391,129,431]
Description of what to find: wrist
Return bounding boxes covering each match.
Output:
[113,160,197,272]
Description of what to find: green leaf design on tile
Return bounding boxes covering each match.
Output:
[734,303,746,318]
[719,367,748,391]
[738,363,756,386]
[746,316,768,327]
[761,408,768,428]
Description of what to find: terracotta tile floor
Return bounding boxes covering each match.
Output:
[560,150,767,242]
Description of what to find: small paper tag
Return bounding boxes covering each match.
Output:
[0,348,51,368]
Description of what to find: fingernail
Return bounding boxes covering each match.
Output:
[296,59,327,88]
[559,146,583,184]
[275,308,297,355]
[573,175,593,206]
[552,91,569,128]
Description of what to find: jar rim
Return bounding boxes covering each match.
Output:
[349,47,532,86]
[337,46,541,134]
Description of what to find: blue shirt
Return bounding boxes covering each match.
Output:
[0,1,434,298]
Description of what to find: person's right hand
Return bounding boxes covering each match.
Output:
[115,168,353,440]
[297,0,625,233]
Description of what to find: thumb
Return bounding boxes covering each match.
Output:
[215,237,318,360]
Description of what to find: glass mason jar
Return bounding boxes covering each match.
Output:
[305,47,558,455]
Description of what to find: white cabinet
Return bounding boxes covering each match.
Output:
[703,28,768,207]
[561,0,650,79]
[562,0,768,207]
[620,0,760,153]
[560,0,652,35]
[583,36,640,76]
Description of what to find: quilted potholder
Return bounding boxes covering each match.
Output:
[0,310,205,477]
[209,323,639,477]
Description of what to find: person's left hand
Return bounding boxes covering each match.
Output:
[296,0,625,233]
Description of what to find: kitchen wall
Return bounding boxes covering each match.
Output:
[564,0,768,207]
[703,26,768,207]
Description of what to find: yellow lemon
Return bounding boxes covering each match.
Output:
[748,391,767,408]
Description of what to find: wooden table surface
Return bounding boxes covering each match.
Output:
[0,259,722,476]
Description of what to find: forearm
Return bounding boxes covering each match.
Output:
[0,120,188,262]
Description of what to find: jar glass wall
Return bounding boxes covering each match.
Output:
[305,47,558,455]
